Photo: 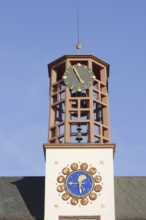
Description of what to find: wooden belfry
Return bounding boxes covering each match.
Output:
[48,55,110,144]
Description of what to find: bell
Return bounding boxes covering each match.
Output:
[76,133,83,143]
[76,125,82,132]
[76,125,83,143]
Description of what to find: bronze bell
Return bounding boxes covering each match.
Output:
[76,125,83,143]
[76,132,83,143]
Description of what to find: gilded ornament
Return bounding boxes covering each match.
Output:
[57,185,65,192]
[70,163,78,171]
[89,193,97,200]
[94,184,102,192]
[80,163,88,170]
[89,167,97,175]
[94,175,102,183]
[62,193,70,201]
[57,175,65,183]
[62,167,70,175]
[80,197,89,205]
[70,197,78,205]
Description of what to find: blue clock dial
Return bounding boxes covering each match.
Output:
[65,170,94,198]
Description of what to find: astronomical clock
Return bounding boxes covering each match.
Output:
[57,162,103,206]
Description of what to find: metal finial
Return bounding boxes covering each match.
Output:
[76,42,81,50]
[76,0,81,54]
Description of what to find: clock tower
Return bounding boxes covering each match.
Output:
[43,55,115,220]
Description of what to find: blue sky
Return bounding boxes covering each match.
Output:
[0,0,146,176]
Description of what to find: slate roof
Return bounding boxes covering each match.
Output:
[115,176,146,220]
[0,176,146,220]
[0,177,44,220]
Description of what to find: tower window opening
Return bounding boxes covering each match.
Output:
[80,99,89,109]
[92,62,101,81]
[70,123,89,143]
[71,135,78,143]
[52,94,58,104]
[58,136,64,143]
[70,60,88,66]
[102,127,109,140]
[93,90,99,99]
[101,93,107,105]
[80,111,90,120]
[70,111,78,119]
[51,127,56,138]
[54,63,65,82]
[61,102,65,112]
[52,84,58,93]
[70,99,78,109]
[94,136,100,143]
[70,133,88,143]
[59,124,65,135]
[93,102,103,123]
[101,83,107,93]
[53,103,65,123]
[50,139,56,143]
[59,81,65,90]
[94,124,100,135]
[70,90,88,97]
[103,139,109,143]
[93,81,99,90]
[60,91,65,100]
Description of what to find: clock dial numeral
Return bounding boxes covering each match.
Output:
[91,75,96,79]
[62,76,67,80]
[77,63,81,67]
[77,87,81,92]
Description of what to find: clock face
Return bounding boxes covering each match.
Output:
[65,170,94,198]
[56,162,103,206]
[62,63,95,91]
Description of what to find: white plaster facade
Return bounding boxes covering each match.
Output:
[44,146,115,220]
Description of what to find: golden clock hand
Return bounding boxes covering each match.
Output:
[78,175,86,183]
[73,66,84,84]
[68,182,79,185]
[79,183,82,194]
[68,181,85,185]
[79,183,86,194]
[80,183,85,192]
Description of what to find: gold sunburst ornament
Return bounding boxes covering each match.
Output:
[56,162,103,206]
